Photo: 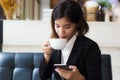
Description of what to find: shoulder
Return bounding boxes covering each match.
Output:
[76,35,99,48]
[76,36,101,57]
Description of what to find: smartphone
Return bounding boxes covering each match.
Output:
[54,64,72,71]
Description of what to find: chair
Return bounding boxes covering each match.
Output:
[101,54,112,80]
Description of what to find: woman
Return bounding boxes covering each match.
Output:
[39,0,102,80]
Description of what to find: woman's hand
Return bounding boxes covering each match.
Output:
[55,65,85,80]
[41,41,53,63]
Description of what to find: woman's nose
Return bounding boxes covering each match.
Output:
[59,28,65,34]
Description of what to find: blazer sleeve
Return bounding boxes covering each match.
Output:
[85,42,102,80]
[39,56,54,80]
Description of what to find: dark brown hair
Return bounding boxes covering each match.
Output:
[51,0,89,38]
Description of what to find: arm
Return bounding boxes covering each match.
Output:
[39,41,54,79]
[85,42,102,80]
[39,56,54,80]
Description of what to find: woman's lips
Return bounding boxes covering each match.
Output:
[59,36,66,39]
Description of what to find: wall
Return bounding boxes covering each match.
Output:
[3,20,120,50]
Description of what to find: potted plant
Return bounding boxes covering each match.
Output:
[97,0,111,10]
[0,0,18,19]
[96,0,112,21]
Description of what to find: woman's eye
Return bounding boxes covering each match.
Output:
[64,26,70,29]
[55,25,60,28]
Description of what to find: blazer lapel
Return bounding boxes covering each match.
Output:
[66,36,85,65]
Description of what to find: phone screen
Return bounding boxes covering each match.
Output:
[54,64,72,71]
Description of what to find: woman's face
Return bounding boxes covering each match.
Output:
[54,17,77,41]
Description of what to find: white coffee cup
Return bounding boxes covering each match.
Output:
[49,39,67,50]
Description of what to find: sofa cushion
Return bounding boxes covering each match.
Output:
[0,52,43,80]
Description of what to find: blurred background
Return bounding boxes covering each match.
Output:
[0,0,120,22]
[0,0,120,80]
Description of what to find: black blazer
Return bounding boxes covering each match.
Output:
[39,36,102,80]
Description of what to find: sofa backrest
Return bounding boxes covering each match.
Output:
[0,52,43,80]
[0,53,112,80]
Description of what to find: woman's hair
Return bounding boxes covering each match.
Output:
[51,0,89,38]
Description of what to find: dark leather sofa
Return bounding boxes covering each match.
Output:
[0,52,112,80]
[0,52,43,80]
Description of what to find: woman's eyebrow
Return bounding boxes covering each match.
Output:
[55,23,71,26]
[63,24,71,26]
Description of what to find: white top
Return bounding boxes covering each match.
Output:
[61,34,77,64]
